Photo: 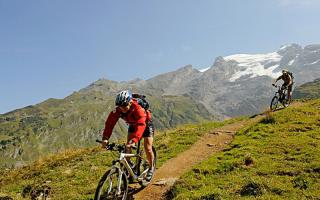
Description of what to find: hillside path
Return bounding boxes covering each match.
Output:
[133,115,263,200]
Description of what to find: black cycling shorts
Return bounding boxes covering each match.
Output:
[283,83,293,92]
[128,121,154,138]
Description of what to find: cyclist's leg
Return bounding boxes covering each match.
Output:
[126,125,135,163]
[144,137,154,169]
[142,121,155,181]
[143,121,155,169]
[281,83,288,100]
[288,84,293,102]
[144,137,154,181]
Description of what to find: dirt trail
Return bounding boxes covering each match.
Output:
[133,116,263,200]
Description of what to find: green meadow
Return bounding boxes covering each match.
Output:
[170,100,320,199]
[1,100,319,200]
[0,116,239,199]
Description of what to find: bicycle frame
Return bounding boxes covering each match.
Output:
[115,151,149,182]
[270,84,290,111]
[274,85,287,102]
[95,139,156,199]
[104,141,149,195]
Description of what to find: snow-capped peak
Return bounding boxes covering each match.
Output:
[279,44,294,50]
[224,52,282,82]
[198,67,210,73]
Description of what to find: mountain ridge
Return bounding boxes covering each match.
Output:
[1,43,320,169]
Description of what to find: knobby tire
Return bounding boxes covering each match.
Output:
[94,167,128,200]
[270,96,279,111]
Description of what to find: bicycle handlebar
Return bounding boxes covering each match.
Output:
[272,84,288,90]
[96,140,137,151]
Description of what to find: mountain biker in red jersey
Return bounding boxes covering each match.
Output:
[272,69,294,102]
[101,90,155,181]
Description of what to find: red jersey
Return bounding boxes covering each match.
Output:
[102,99,147,143]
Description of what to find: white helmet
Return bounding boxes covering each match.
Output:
[115,90,132,106]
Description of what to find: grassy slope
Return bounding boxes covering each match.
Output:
[293,78,320,99]
[0,118,241,200]
[0,90,215,169]
[171,100,320,199]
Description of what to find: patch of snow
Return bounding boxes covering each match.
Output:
[307,49,320,53]
[288,59,295,65]
[279,44,293,50]
[198,67,210,72]
[224,52,282,82]
[308,59,320,65]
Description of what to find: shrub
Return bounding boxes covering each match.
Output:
[240,181,263,196]
[293,176,309,190]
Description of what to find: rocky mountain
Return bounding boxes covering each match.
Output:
[1,43,320,168]
[148,43,320,116]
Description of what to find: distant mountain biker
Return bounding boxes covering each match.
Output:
[272,69,294,102]
[101,90,155,181]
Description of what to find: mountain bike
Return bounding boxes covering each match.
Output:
[270,84,290,111]
[94,140,157,200]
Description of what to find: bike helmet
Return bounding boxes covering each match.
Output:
[282,69,288,74]
[115,90,132,106]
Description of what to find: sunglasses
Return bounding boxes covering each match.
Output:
[118,103,129,107]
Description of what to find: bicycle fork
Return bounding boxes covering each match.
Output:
[116,169,124,196]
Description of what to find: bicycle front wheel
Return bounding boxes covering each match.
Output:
[94,167,128,200]
[270,96,279,111]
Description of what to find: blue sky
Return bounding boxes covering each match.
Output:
[1,0,320,114]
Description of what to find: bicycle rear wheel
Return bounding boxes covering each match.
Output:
[270,96,279,111]
[94,167,128,200]
[282,99,290,108]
